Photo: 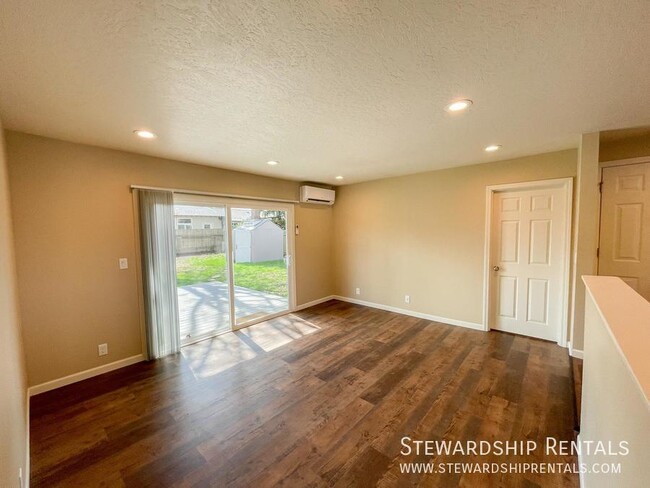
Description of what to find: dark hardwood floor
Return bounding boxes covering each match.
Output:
[570,356,583,433]
[30,300,578,487]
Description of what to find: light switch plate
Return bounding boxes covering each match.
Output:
[119,258,128,269]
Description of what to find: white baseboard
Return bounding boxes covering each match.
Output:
[25,388,30,488]
[568,341,584,359]
[577,433,585,488]
[332,295,485,331]
[292,295,336,311]
[28,354,145,397]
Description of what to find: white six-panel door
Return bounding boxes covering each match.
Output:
[489,183,570,342]
[599,162,650,301]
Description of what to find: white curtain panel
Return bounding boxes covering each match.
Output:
[138,190,181,359]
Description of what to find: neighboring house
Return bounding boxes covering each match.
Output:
[174,205,224,230]
[174,206,252,229]
[233,219,284,263]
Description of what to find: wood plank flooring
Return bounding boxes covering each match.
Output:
[571,356,583,432]
[30,300,579,487]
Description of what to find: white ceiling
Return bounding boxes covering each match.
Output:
[1,1,649,184]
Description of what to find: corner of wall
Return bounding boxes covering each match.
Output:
[569,132,600,351]
[0,123,30,486]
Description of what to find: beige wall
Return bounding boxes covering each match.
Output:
[600,132,650,162]
[333,150,577,327]
[5,131,334,386]
[0,124,28,485]
[581,277,649,488]
[3,129,583,391]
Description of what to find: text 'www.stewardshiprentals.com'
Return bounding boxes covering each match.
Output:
[398,462,622,475]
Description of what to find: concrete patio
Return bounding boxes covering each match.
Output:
[177,281,288,342]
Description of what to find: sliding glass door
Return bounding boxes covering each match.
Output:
[174,196,294,343]
[174,199,231,344]
[230,207,290,326]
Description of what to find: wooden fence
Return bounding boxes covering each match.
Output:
[175,229,225,256]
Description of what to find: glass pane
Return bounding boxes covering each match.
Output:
[231,207,289,324]
[174,202,231,343]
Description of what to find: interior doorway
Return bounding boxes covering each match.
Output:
[173,195,294,345]
[484,178,573,344]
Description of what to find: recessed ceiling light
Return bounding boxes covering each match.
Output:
[484,144,502,152]
[267,160,279,166]
[335,176,344,180]
[445,99,473,113]
[133,130,156,139]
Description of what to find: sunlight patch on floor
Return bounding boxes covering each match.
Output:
[182,314,320,379]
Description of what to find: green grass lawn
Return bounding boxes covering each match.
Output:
[176,253,288,297]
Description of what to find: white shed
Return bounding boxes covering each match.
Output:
[233,219,284,263]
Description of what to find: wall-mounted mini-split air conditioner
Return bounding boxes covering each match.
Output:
[299,185,336,205]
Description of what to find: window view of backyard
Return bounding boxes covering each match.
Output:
[174,203,289,343]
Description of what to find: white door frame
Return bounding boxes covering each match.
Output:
[599,155,650,169]
[482,177,573,346]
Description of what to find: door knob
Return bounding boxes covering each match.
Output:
[493,266,500,271]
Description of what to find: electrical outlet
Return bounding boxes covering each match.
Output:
[405,295,410,304]
[119,258,128,269]
[98,343,108,356]
[355,287,361,295]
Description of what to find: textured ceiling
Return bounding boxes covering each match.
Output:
[1,1,649,184]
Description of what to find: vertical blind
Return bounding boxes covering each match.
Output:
[138,189,180,359]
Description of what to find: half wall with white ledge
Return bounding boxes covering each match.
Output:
[580,276,649,488]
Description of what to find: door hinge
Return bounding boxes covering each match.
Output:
[598,181,603,193]
[596,247,600,258]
